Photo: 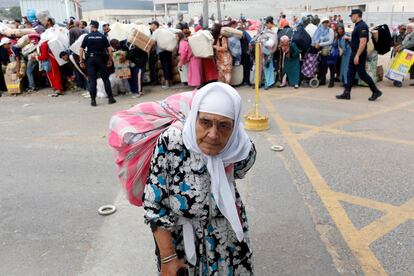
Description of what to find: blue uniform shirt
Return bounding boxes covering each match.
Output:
[351,20,369,53]
[81,31,110,55]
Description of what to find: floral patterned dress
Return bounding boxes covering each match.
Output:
[215,36,233,84]
[143,126,256,276]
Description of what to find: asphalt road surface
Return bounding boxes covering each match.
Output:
[1,79,413,276]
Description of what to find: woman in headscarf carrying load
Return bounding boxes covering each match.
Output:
[311,18,334,86]
[143,82,257,276]
[279,35,301,88]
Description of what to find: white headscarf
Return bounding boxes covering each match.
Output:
[183,82,252,243]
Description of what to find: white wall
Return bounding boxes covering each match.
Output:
[20,0,78,24]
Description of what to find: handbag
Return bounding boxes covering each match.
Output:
[321,47,330,56]
[40,60,51,73]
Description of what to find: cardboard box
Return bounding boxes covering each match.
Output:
[5,73,22,94]
[113,51,131,79]
[128,28,154,54]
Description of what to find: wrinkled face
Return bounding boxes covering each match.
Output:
[280,40,289,52]
[196,112,234,156]
[407,26,413,34]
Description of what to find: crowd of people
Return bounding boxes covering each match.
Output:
[1,11,414,103]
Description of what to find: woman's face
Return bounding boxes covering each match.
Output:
[280,41,289,53]
[196,112,234,156]
[337,27,344,35]
[322,21,329,28]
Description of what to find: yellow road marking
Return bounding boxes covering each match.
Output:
[261,93,388,275]
[268,92,389,109]
[359,198,414,245]
[288,121,414,147]
[299,99,414,140]
[335,192,398,213]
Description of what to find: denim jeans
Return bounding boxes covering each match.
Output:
[128,65,144,94]
[26,59,38,88]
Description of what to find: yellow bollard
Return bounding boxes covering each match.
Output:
[244,41,269,131]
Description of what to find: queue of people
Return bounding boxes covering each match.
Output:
[1,11,414,101]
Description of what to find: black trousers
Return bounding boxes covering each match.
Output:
[241,53,252,85]
[345,52,379,94]
[86,56,113,100]
[149,51,159,84]
[159,51,173,81]
[0,68,7,92]
[320,55,328,83]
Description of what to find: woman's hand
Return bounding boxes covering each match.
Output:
[160,258,187,276]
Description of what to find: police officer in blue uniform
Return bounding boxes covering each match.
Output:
[79,20,116,106]
[336,9,383,101]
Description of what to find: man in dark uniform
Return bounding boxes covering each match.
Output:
[336,9,383,101]
[79,20,116,107]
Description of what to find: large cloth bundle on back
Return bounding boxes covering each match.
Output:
[108,91,195,206]
[127,28,154,53]
[220,27,243,39]
[188,30,214,58]
[292,27,312,53]
[1,28,36,38]
[69,33,87,56]
[109,22,130,41]
[371,24,392,55]
[305,23,317,38]
[48,39,68,66]
[153,28,177,52]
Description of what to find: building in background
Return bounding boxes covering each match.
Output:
[20,0,81,24]
[82,0,155,23]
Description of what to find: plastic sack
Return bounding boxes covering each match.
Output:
[69,33,87,56]
[188,30,214,58]
[154,28,177,52]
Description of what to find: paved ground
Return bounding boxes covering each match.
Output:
[0,78,413,276]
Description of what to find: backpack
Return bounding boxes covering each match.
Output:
[108,91,194,206]
[372,24,392,55]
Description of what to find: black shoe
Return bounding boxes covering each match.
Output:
[108,98,117,104]
[368,91,382,101]
[328,82,334,88]
[393,81,402,88]
[91,99,97,107]
[410,83,414,86]
[319,81,326,86]
[336,92,351,100]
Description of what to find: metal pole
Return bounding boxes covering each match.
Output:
[64,0,70,19]
[254,42,260,118]
[217,0,222,22]
[203,0,209,29]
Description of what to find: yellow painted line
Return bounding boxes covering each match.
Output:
[334,192,398,213]
[261,93,388,276]
[359,198,414,245]
[299,99,414,140]
[288,121,414,147]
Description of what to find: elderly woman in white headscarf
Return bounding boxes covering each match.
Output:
[143,82,256,276]
[279,35,301,88]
